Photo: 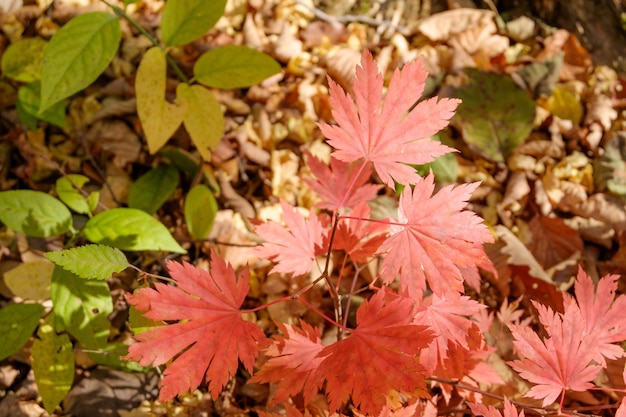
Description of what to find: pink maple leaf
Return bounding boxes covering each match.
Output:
[319,49,459,188]
[469,398,525,417]
[124,252,265,401]
[250,321,324,404]
[379,173,494,297]
[253,200,328,276]
[304,151,380,211]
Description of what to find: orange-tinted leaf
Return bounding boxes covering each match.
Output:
[124,251,265,401]
[317,290,433,415]
[334,203,388,262]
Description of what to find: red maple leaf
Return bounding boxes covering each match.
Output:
[508,268,626,407]
[304,151,380,211]
[333,202,388,262]
[253,200,328,276]
[250,321,324,404]
[319,49,459,188]
[124,252,265,401]
[316,290,433,415]
[379,174,494,297]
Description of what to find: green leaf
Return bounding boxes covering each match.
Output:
[50,266,112,349]
[56,174,98,216]
[45,244,128,280]
[177,83,224,160]
[128,164,180,214]
[17,82,66,129]
[128,303,163,335]
[1,37,47,82]
[161,0,226,46]
[87,342,148,372]
[413,132,458,184]
[594,132,626,196]
[455,69,535,163]
[83,208,186,253]
[39,12,121,113]
[32,314,74,414]
[0,190,72,237]
[194,45,282,89]
[0,303,44,361]
[184,184,218,240]
[4,261,53,300]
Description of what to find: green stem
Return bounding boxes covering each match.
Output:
[99,0,189,83]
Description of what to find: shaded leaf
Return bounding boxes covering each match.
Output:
[456,69,534,162]
[18,82,66,128]
[0,303,44,361]
[128,164,180,215]
[161,0,226,46]
[56,174,98,216]
[194,45,281,89]
[184,184,218,240]
[83,208,186,253]
[0,190,72,237]
[4,261,53,300]
[40,12,121,112]
[32,314,74,414]
[136,47,188,154]
[45,244,128,280]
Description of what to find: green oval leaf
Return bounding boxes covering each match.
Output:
[39,12,121,113]
[1,38,47,82]
[50,266,112,348]
[83,208,186,253]
[194,45,282,89]
[56,174,99,216]
[0,190,72,237]
[32,314,74,414]
[161,0,226,46]
[45,244,128,280]
[184,184,218,240]
[0,303,44,361]
[17,82,66,129]
[177,83,224,160]
[455,69,535,163]
[128,164,180,214]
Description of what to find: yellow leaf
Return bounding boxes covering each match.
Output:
[547,85,583,125]
[136,47,188,154]
[4,260,53,300]
[177,83,224,160]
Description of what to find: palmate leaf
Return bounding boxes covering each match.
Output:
[124,251,265,400]
[379,174,493,297]
[319,50,459,188]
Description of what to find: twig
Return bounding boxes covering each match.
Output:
[292,0,407,33]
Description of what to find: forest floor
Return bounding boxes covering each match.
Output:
[1,0,626,416]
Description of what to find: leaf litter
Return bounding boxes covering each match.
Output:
[1,0,626,415]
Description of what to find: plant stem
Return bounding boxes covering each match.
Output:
[99,0,189,83]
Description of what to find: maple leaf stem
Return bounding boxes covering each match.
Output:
[340,215,397,227]
[296,294,349,332]
[242,294,297,314]
[128,265,177,284]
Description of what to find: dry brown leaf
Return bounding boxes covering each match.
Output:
[563,216,614,248]
[322,47,362,93]
[85,120,141,168]
[498,171,530,227]
[89,98,137,124]
[495,225,554,285]
[417,8,494,41]
[525,215,583,270]
[273,20,303,63]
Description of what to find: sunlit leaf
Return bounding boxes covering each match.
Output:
[4,261,53,300]
[39,12,121,112]
[1,38,47,82]
[45,244,128,280]
[56,174,98,216]
[194,45,281,89]
[136,47,188,154]
[177,83,224,160]
[161,0,226,46]
[83,208,186,253]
